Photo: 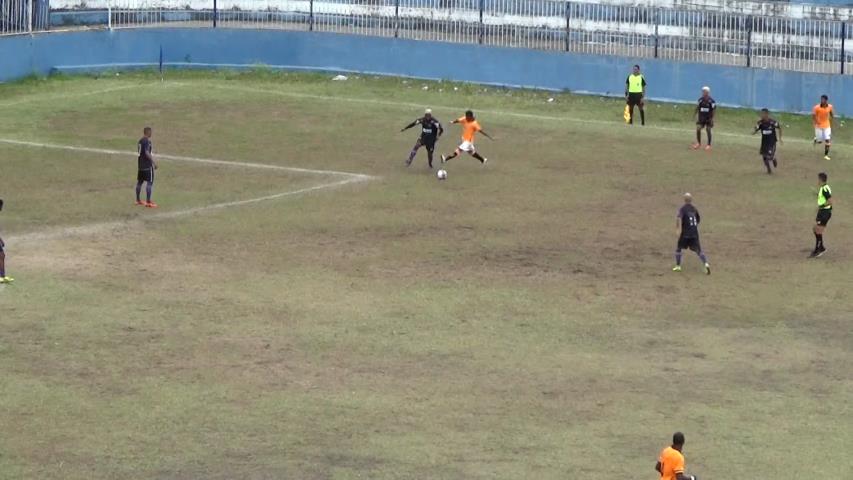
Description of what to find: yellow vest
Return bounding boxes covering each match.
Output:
[628,74,645,93]
[818,185,832,209]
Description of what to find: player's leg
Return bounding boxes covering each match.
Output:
[692,240,710,274]
[406,138,423,166]
[639,101,645,126]
[761,150,772,174]
[770,144,778,168]
[442,148,459,163]
[135,173,144,205]
[425,141,436,168]
[814,127,822,146]
[0,249,5,281]
[823,129,831,159]
[693,125,702,149]
[145,169,157,208]
[705,122,713,149]
[627,100,635,125]
[471,151,487,164]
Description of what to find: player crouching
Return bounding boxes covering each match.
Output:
[441,110,493,165]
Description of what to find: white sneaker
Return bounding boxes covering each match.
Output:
[441,155,447,164]
[482,157,488,165]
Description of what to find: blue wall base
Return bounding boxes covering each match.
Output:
[1,28,849,114]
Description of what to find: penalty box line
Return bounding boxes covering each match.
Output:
[0,138,376,243]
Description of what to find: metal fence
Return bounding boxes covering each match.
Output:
[8,0,853,75]
[1,0,48,34]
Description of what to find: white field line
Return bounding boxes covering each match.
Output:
[0,138,373,180]
[0,139,375,243]
[167,81,831,148]
[8,176,365,243]
[0,83,143,108]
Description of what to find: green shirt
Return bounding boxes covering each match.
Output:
[626,74,646,94]
[818,184,832,209]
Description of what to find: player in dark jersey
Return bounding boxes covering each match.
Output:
[0,198,12,284]
[692,86,716,151]
[401,109,444,168]
[752,108,783,174]
[136,127,158,208]
[673,193,710,275]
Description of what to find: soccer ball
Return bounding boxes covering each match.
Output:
[437,169,448,180]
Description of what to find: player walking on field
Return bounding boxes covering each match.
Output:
[441,110,493,165]
[753,108,783,174]
[812,95,833,161]
[0,199,13,284]
[673,193,711,275]
[692,87,716,151]
[625,64,647,126]
[136,127,158,208]
[656,432,698,480]
[810,172,833,258]
[401,108,444,168]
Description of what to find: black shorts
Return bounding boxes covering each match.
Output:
[677,236,701,251]
[760,142,777,157]
[137,168,153,183]
[697,118,714,128]
[627,93,644,107]
[420,137,437,152]
[816,209,832,226]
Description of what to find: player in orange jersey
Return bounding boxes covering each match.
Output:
[441,110,493,165]
[655,432,698,480]
[812,95,834,161]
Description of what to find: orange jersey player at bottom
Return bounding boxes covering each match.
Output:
[656,432,697,480]
[440,110,493,166]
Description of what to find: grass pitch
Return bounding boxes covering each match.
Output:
[0,71,851,480]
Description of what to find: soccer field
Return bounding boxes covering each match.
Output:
[1,71,851,480]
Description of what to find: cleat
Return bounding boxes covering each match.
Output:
[441,155,447,164]
[0,276,14,284]
[145,202,158,208]
[816,247,826,257]
[824,155,831,161]
[704,263,711,275]
[482,157,488,165]
[809,250,819,258]
[135,200,145,206]
[704,145,712,151]
[691,143,700,150]
[672,265,682,272]
[772,158,778,168]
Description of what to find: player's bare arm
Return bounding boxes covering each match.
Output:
[655,461,662,473]
[777,124,783,143]
[480,130,494,140]
[675,216,682,236]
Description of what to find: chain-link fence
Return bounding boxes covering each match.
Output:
[7,0,853,75]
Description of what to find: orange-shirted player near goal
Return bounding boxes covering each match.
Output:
[812,95,834,161]
[656,432,699,480]
[441,110,493,165]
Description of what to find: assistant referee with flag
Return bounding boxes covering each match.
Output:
[625,64,647,125]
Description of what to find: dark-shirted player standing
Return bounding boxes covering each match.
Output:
[692,86,716,151]
[0,198,13,284]
[625,64,647,126]
[401,108,444,168]
[810,172,833,258]
[752,108,783,174]
[673,193,711,275]
[136,127,158,208]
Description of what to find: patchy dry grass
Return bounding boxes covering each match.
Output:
[0,71,851,480]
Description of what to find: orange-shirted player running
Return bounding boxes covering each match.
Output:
[812,95,834,161]
[656,432,698,480]
[441,110,493,165]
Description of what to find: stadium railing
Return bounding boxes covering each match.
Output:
[6,0,853,76]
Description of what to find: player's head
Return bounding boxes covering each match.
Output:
[143,126,152,138]
[465,110,475,120]
[701,86,710,97]
[424,108,432,119]
[820,95,829,106]
[818,172,828,184]
[683,193,693,204]
[632,64,640,74]
[672,432,685,450]
[760,108,770,119]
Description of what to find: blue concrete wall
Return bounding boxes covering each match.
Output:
[1,28,851,114]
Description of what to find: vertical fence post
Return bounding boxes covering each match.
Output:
[213,0,218,27]
[309,0,314,31]
[478,0,484,44]
[565,1,571,52]
[841,22,847,75]
[394,0,399,38]
[108,2,112,30]
[746,15,753,68]
[27,0,33,32]
[653,8,660,58]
